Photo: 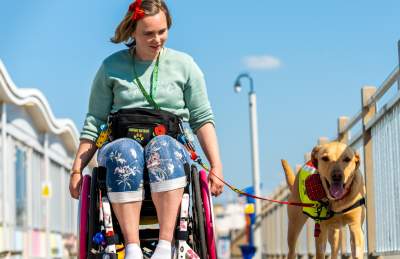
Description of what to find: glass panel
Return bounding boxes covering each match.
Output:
[62,168,73,233]
[15,147,27,227]
[49,161,62,232]
[31,151,44,229]
[64,169,71,233]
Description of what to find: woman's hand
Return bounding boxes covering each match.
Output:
[69,139,98,199]
[195,122,224,197]
[69,173,82,199]
[208,164,224,196]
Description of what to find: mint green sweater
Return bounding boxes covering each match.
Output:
[80,48,214,142]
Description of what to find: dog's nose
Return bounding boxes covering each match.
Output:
[331,169,343,182]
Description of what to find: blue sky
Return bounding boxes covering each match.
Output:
[1,0,399,203]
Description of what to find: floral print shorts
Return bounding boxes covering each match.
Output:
[97,135,190,203]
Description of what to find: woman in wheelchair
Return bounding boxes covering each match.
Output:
[69,0,223,258]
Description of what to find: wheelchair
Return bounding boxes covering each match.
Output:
[77,163,217,259]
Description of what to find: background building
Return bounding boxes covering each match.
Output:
[214,199,246,259]
[0,60,91,258]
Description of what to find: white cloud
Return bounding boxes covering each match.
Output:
[243,55,282,70]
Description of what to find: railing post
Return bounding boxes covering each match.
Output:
[361,86,378,258]
[318,137,329,145]
[397,39,400,89]
[337,116,350,257]
[305,220,314,259]
[337,116,349,143]
[304,153,311,163]
[280,206,285,258]
[302,152,314,258]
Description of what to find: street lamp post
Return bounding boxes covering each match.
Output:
[234,73,262,259]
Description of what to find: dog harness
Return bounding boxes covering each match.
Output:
[299,161,366,237]
[299,162,333,221]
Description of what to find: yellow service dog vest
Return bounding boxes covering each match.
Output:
[298,163,332,220]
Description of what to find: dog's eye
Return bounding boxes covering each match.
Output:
[321,156,329,162]
[343,157,351,163]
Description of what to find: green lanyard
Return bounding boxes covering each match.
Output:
[132,50,161,110]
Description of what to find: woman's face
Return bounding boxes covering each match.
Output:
[133,11,168,60]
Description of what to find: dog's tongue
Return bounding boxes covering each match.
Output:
[330,183,344,199]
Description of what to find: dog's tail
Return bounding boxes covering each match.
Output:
[281,159,296,191]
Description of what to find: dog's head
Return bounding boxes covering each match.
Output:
[311,141,360,200]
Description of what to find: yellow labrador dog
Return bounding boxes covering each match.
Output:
[281,141,366,259]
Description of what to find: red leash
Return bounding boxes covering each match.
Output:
[178,130,317,209]
[194,157,317,208]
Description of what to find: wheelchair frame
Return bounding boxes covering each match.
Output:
[77,164,217,259]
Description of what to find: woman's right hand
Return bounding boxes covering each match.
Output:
[69,173,82,199]
[69,139,98,199]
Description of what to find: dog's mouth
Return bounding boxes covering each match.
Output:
[324,178,345,200]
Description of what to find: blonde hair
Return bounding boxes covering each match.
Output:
[111,0,172,45]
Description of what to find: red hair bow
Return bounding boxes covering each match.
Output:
[129,0,145,21]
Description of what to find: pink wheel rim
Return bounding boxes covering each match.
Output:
[78,175,91,259]
[199,170,217,259]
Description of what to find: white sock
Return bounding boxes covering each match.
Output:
[151,240,172,259]
[125,243,143,259]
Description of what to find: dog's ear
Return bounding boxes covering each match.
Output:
[354,151,360,169]
[311,145,321,168]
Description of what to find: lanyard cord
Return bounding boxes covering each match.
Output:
[132,49,161,110]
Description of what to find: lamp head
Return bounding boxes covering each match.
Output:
[234,81,242,93]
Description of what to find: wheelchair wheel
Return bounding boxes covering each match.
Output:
[199,170,217,259]
[78,167,124,259]
[87,167,100,255]
[191,166,208,259]
[78,174,91,259]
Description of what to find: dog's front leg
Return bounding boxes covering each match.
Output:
[349,222,365,259]
[315,225,328,259]
[328,227,340,259]
[287,206,307,259]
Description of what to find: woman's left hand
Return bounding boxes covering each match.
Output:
[195,122,224,196]
[208,164,224,196]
